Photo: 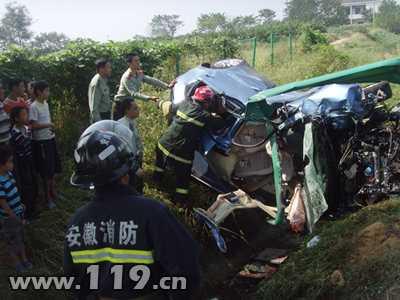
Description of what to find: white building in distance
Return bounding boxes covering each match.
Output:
[342,0,384,24]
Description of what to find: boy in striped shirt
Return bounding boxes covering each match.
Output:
[10,106,40,220]
[0,145,32,272]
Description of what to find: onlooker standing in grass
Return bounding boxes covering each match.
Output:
[3,78,30,115]
[29,80,65,211]
[113,52,176,120]
[0,144,33,272]
[0,80,11,145]
[10,106,41,220]
[88,57,112,124]
[3,78,28,196]
[117,98,145,194]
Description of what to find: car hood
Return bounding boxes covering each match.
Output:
[173,61,276,105]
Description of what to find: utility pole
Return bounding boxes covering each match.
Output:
[373,0,375,21]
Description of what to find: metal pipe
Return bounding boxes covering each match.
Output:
[270,33,274,65]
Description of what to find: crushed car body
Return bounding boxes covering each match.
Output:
[170,57,400,252]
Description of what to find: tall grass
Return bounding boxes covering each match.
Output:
[239,29,400,103]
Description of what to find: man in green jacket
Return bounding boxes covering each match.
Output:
[88,57,112,124]
[153,86,224,205]
[113,52,176,120]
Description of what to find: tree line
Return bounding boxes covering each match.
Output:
[0,2,70,56]
[1,0,400,55]
[148,0,400,39]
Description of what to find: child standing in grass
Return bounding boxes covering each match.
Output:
[29,81,65,211]
[10,106,41,220]
[0,145,32,272]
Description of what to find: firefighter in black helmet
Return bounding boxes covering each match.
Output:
[64,120,202,300]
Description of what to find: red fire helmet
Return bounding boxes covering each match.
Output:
[192,86,214,102]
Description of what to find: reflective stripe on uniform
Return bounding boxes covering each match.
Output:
[176,110,204,127]
[159,100,172,118]
[176,188,189,194]
[154,166,164,173]
[157,142,193,164]
[70,247,155,264]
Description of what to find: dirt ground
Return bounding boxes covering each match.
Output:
[350,221,400,263]
[194,215,400,300]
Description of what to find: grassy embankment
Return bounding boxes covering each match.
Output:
[1,27,400,299]
[251,198,400,300]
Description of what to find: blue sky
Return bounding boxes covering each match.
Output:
[4,0,287,42]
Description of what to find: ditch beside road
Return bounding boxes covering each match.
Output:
[193,209,309,300]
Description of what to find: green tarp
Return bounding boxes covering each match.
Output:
[302,123,329,232]
[251,57,400,101]
[245,57,400,120]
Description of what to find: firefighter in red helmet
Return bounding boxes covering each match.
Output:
[153,86,224,205]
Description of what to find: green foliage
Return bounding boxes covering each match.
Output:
[258,8,277,25]
[328,25,400,54]
[284,0,348,27]
[149,14,184,40]
[302,46,350,78]
[284,0,320,23]
[184,20,326,43]
[230,15,258,30]
[0,1,33,46]
[219,21,299,42]
[0,45,35,84]
[361,8,374,24]
[375,0,400,34]
[318,0,348,27]
[296,25,330,52]
[196,13,229,33]
[53,99,90,158]
[368,29,400,51]
[353,24,371,35]
[320,24,375,38]
[29,31,70,57]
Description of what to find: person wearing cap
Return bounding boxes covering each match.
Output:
[88,57,112,124]
[153,86,224,205]
[64,120,202,300]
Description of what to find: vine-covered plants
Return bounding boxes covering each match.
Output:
[0,37,238,108]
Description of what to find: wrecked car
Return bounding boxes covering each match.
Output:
[170,58,400,252]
